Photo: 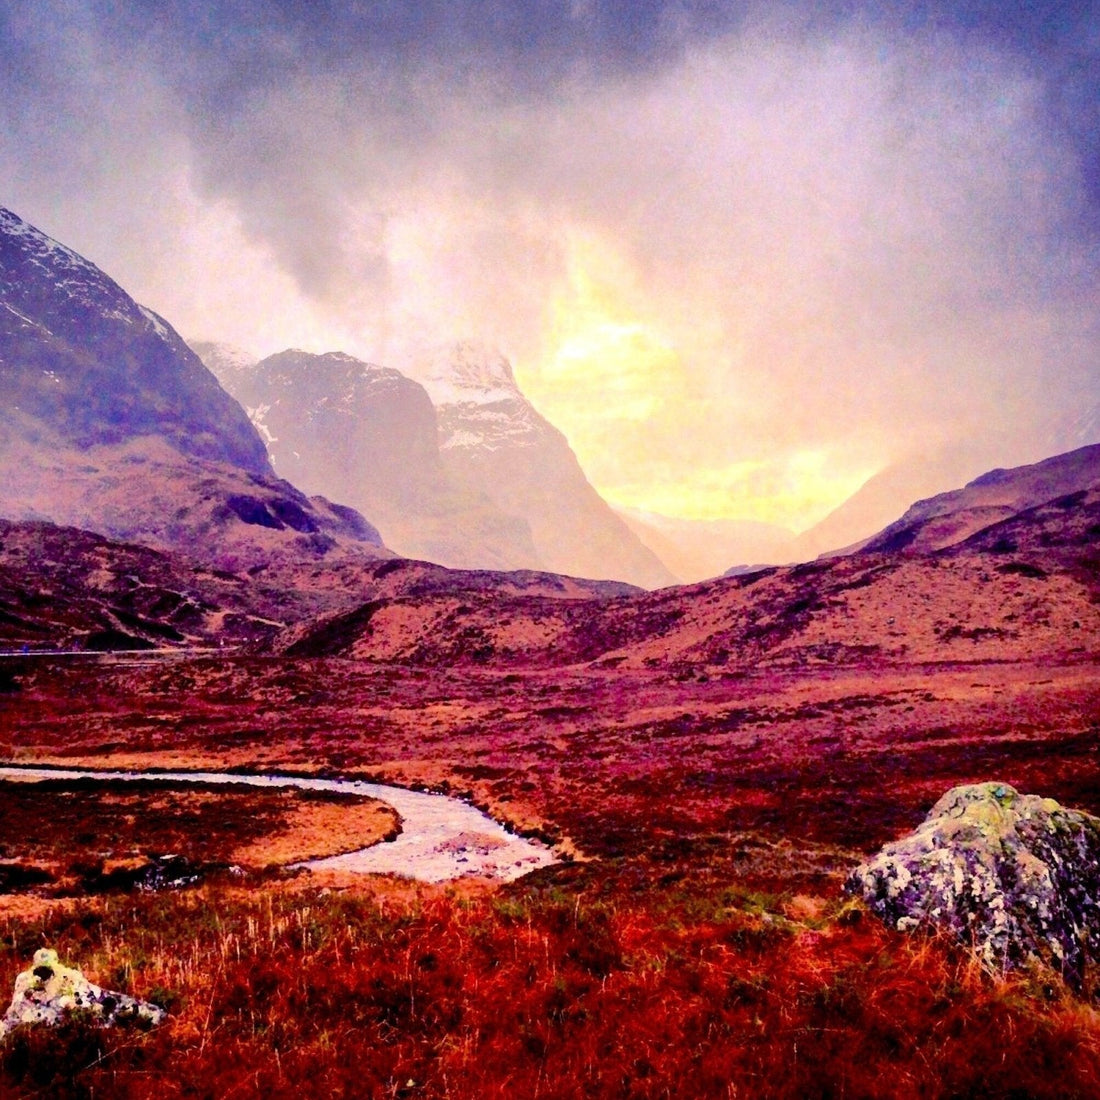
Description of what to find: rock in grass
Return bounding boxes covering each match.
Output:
[0,949,166,1039]
[847,782,1100,985]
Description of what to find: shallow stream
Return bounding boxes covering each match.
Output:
[0,765,558,884]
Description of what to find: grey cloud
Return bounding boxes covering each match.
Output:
[1,0,1098,522]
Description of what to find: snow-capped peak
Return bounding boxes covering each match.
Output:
[2,206,126,312]
[189,340,259,380]
[0,207,93,273]
[0,206,180,348]
[410,339,521,407]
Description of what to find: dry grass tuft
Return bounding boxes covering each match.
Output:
[1,861,1099,1098]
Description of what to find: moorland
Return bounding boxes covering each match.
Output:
[1,465,1099,1097]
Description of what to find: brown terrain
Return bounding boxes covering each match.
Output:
[0,780,396,891]
[0,442,1098,1094]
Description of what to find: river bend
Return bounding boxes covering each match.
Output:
[0,766,558,884]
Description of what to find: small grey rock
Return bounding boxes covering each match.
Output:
[0,948,166,1039]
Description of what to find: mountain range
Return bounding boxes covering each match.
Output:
[0,206,385,574]
[282,441,1100,670]
[4,200,1099,642]
[197,339,676,589]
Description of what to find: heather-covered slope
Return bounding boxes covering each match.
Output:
[0,513,641,656]
[0,519,245,651]
[0,517,382,652]
[283,466,1100,670]
[859,444,1100,555]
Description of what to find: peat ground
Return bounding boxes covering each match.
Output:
[0,650,1098,1096]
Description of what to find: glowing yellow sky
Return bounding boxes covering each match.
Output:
[514,235,875,530]
[10,10,1087,545]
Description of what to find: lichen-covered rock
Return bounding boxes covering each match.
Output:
[847,782,1100,985]
[0,948,166,1039]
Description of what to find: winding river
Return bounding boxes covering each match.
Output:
[0,766,558,884]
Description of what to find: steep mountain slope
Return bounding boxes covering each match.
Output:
[0,208,266,472]
[411,341,677,589]
[0,432,382,572]
[195,345,541,571]
[859,444,1100,555]
[0,208,385,567]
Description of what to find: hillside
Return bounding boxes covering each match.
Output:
[282,450,1100,670]
[0,520,289,651]
[860,444,1100,555]
[0,209,386,567]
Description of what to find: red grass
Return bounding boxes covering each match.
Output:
[3,867,1100,1099]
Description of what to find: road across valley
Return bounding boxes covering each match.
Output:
[0,765,558,883]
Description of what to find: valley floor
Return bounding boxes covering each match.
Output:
[0,651,1099,1096]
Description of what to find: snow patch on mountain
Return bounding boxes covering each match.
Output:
[410,341,555,456]
[1,208,145,326]
[248,403,279,446]
[1,300,50,334]
[411,339,521,407]
[138,305,171,341]
[191,341,259,379]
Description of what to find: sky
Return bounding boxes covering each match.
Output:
[2,1,1099,530]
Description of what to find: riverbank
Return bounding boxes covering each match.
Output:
[0,765,558,884]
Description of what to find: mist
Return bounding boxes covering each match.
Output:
[2,0,1097,526]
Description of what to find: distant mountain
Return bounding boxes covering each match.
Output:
[792,442,1014,560]
[0,207,385,568]
[197,339,677,588]
[195,344,541,571]
[859,444,1100,555]
[200,347,443,496]
[616,508,795,582]
[282,450,1100,671]
[410,341,677,589]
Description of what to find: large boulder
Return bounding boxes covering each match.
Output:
[847,782,1100,985]
[0,949,166,1038]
